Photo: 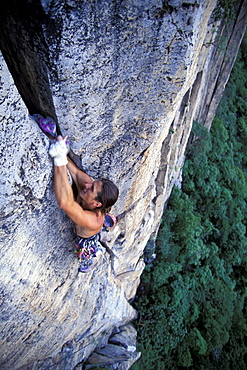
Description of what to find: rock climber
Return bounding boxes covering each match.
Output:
[48,135,119,272]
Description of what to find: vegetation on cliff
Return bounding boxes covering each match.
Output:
[132,33,247,369]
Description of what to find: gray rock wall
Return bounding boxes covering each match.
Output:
[0,0,246,369]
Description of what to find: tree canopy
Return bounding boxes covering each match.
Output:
[132,32,247,370]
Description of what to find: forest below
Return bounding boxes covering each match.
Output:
[132,32,247,369]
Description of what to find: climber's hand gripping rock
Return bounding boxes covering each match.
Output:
[49,135,69,167]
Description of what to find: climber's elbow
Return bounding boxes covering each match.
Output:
[57,198,72,211]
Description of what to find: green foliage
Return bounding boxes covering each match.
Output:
[132,34,247,369]
[213,0,237,21]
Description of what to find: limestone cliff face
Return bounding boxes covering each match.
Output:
[0,1,246,369]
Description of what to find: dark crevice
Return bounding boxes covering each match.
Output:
[190,71,203,106]
[182,2,198,9]
[54,281,65,292]
[179,88,190,120]
[0,0,57,119]
[154,120,175,199]
[154,2,174,18]
[0,0,82,165]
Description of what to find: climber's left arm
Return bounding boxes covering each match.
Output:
[67,157,93,190]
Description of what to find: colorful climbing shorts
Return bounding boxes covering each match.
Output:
[75,233,103,273]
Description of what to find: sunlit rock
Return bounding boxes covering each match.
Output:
[0,0,246,368]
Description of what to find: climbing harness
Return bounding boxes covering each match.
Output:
[74,214,117,273]
[74,233,103,273]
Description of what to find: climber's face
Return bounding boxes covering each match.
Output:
[80,180,103,210]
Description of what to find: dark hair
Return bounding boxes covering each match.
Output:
[95,178,119,214]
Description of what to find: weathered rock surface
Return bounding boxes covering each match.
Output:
[0,0,246,369]
[85,324,141,369]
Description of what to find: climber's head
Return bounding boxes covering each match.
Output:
[95,178,119,214]
[80,178,119,213]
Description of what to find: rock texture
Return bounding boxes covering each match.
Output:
[0,0,247,369]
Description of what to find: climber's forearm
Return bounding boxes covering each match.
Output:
[67,157,79,182]
[67,157,93,188]
[54,165,74,209]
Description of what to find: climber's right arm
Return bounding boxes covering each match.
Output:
[49,138,101,232]
[53,165,102,232]
[67,157,92,189]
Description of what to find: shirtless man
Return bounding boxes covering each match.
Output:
[49,136,119,271]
